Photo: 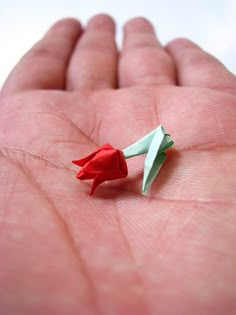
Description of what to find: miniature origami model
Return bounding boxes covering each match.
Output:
[72,125,174,195]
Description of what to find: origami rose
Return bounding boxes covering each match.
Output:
[72,126,174,195]
[72,144,128,195]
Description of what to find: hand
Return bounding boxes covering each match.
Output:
[0,14,236,315]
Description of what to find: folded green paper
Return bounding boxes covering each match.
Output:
[123,125,174,194]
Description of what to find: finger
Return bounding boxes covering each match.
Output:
[119,17,176,87]
[1,18,81,96]
[166,38,236,94]
[67,14,117,91]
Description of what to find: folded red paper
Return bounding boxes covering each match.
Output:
[72,144,128,195]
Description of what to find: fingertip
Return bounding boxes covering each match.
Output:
[166,38,200,53]
[124,17,155,33]
[86,13,116,34]
[46,17,82,36]
[166,37,215,67]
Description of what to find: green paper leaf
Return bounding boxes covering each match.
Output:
[142,152,166,194]
[142,126,169,193]
[122,125,174,194]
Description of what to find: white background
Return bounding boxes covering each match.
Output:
[1,0,236,88]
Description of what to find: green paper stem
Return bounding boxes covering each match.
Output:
[123,128,157,158]
[123,125,173,159]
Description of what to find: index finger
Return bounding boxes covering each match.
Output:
[1,18,81,97]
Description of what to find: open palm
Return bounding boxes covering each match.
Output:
[1,15,236,315]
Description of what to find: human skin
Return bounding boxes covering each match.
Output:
[0,14,236,315]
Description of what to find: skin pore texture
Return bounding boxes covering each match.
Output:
[0,14,236,315]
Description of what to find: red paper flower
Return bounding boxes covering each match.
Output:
[72,144,128,195]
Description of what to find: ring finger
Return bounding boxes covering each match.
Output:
[119,17,176,87]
